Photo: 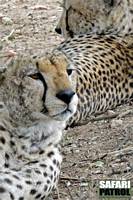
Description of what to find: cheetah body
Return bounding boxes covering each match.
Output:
[53,35,133,126]
[0,55,78,199]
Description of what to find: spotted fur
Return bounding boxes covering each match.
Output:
[51,35,133,127]
[0,55,78,199]
[56,0,133,38]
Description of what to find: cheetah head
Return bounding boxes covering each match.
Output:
[56,0,133,38]
[0,52,78,125]
[35,51,78,122]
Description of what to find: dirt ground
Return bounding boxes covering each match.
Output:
[0,0,133,199]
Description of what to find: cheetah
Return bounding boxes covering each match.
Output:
[49,34,133,127]
[54,0,133,126]
[56,0,133,39]
[0,54,78,200]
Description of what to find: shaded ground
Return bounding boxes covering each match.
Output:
[0,0,133,199]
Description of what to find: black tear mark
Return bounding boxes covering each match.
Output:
[32,72,47,102]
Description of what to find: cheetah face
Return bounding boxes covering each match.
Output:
[55,0,132,38]
[30,53,78,122]
[0,54,78,124]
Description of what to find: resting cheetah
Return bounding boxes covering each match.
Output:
[0,54,78,199]
[50,35,133,127]
[56,0,133,38]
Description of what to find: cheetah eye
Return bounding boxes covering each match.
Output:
[28,73,45,84]
[29,73,40,80]
[67,69,73,76]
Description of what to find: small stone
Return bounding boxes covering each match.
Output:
[67,181,71,187]
[80,182,89,187]
[31,5,47,10]
[107,110,115,115]
[75,149,80,153]
[15,29,22,35]
[95,161,104,167]
[111,119,123,128]
[2,17,13,25]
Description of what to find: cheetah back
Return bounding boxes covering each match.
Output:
[56,35,133,126]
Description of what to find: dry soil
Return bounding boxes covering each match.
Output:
[0,0,133,199]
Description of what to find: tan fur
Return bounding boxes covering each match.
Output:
[38,54,71,92]
[56,0,133,38]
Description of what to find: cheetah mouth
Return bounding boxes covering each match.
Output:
[41,106,72,119]
[57,108,72,116]
[42,94,78,121]
[51,107,73,119]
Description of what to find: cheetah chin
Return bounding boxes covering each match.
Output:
[49,94,78,121]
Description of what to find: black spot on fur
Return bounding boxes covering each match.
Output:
[4,178,12,185]
[10,192,14,200]
[49,165,54,171]
[35,193,42,199]
[30,189,37,195]
[19,197,24,200]
[13,175,20,180]
[25,181,32,185]
[40,164,47,168]
[0,125,6,131]
[4,163,9,168]
[5,153,10,160]
[44,185,48,191]
[0,137,6,144]
[0,187,5,193]
[130,82,133,88]
[47,151,54,158]
[16,185,23,189]
[39,150,45,155]
[43,172,48,177]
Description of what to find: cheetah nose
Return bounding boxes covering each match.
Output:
[55,27,62,35]
[56,89,75,104]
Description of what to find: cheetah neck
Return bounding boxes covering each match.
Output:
[13,118,64,161]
